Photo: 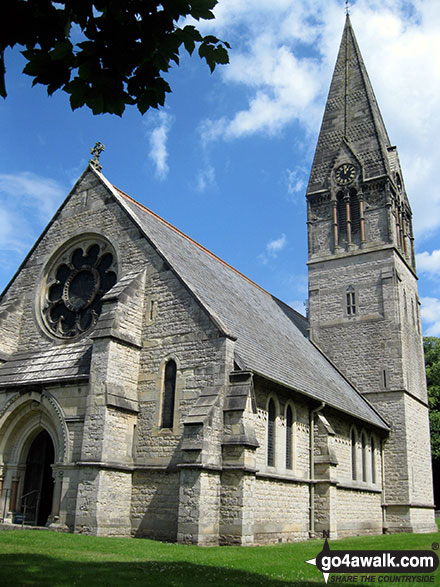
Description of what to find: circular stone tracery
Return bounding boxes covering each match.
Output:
[42,240,117,338]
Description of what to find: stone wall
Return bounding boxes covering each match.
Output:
[336,488,382,537]
[177,469,221,546]
[309,249,404,393]
[131,469,180,540]
[253,477,309,543]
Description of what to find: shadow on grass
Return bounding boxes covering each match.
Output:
[0,553,321,587]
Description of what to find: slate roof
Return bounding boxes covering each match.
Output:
[100,174,388,431]
[0,342,91,387]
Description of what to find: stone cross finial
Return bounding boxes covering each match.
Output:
[90,142,105,171]
[345,0,350,15]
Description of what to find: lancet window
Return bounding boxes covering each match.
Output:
[285,404,294,470]
[336,189,363,247]
[161,360,177,429]
[346,286,356,316]
[361,432,368,482]
[267,399,276,467]
[371,435,376,484]
[351,427,357,481]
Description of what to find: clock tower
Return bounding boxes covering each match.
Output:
[306,15,436,533]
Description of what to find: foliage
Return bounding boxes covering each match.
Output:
[425,337,440,460]
[0,1,230,115]
[0,528,439,586]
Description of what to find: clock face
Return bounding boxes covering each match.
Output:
[335,163,356,185]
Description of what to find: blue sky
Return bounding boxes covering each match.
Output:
[1,0,440,335]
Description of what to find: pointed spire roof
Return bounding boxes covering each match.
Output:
[307,15,393,194]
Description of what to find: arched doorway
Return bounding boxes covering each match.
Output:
[21,430,55,526]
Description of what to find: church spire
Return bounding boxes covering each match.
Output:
[306,14,435,537]
[307,16,392,195]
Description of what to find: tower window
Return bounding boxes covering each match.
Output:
[337,192,347,237]
[268,399,276,467]
[336,190,361,245]
[161,360,177,429]
[346,286,356,316]
[350,190,361,236]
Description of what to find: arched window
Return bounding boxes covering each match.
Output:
[336,190,361,245]
[267,399,276,467]
[371,435,376,484]
[351,428,357,480]
[337,192,347,238]
[361,432,368,482]
[350,190,361,237]
[161,360,176,429]
[286,405,293,470]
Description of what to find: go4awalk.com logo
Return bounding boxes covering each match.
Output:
[306,540,439,583]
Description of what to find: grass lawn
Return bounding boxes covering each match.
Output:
[0,523,439,586]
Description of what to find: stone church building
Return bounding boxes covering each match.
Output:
[0,16,436,544]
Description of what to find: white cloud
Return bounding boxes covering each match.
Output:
[0,205,26,252]
[0,172,64,220]
[195,165,216,192]
[267,233,287,255]
[146,111,174,180]
[420,297,440,336]
[0,172,66,282]
[416,250,440,278]
[259,233,287,264]
[199,37,322,143]
[350,0,440,239]
[197,1,339,145]
[0,172,65,254]
[285,168,307,200]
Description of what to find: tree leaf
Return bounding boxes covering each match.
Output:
[2,0,229,115]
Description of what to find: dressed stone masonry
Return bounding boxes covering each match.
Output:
[0,15,435,543]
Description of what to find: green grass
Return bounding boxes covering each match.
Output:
[0,525,439,586]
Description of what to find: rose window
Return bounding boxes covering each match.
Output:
[42,240,117,338]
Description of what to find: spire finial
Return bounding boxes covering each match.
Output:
[345,0,350,16]
[90,141,105,171]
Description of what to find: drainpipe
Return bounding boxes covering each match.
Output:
[310,402,326,537]
[381,438,387,533]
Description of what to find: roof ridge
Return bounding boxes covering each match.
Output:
[113,185,286,302]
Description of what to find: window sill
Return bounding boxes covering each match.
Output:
[336,480,382,493]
